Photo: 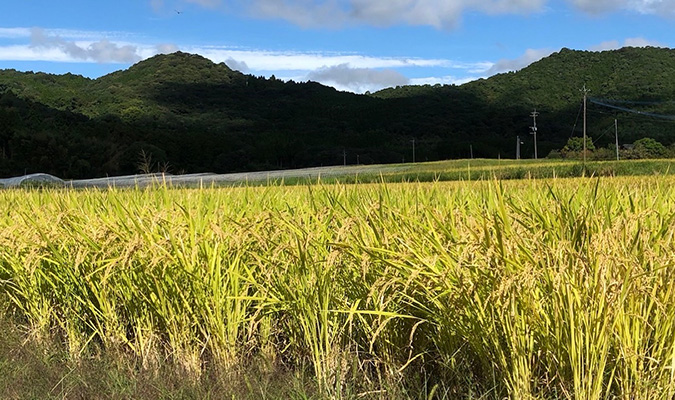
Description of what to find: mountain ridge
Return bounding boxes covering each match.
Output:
[0,47,673,178]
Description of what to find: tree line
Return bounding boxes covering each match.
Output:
[1,47,674,179]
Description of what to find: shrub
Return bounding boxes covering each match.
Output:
[632,137,667,159]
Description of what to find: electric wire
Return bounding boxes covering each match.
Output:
[589,98,675,121]
[570,101,583,138]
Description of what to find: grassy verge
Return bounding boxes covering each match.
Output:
[51,158,675,189]
[0,317,322,399]
[230,159,675,186]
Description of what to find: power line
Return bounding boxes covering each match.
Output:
[591,122,617,145]
[589,98,675,121]
[588,106,675,121]
[591,98,675,106]
[570,101,583,139]
[589,109,675,124]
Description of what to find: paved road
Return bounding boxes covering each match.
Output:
[71,164,409,188]
[1,164,410,188]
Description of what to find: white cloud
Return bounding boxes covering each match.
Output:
[0,27,484,82]
[307,64,409,93]
[410,75,480,86]
[567,0,675,16]
[486,48,554,74]
[623,37,665,47]
[29,28,142,63]
[156,43,180,54]
[473,37,668,78]
[184,0,223,8]
[151,0,224,13]
[0,21,497,93]
[168,0,674,29]
[249,0,346,28]
[0,45,75,62]
[224,57,250,72]
[590,40,621,51]
[0,28,31,39]
[566,0,621,14]
[182,47,493,91]
[246,0,546,29]
[590,37,666,51]
[0,27,131,41]
[150,0,547,29]
[188,46,472,72]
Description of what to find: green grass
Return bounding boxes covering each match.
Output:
[1,176,675,399]
[244,158,675,186]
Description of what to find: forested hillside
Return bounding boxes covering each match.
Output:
[1,47,674,178]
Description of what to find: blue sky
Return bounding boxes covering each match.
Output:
[0,0,672,93]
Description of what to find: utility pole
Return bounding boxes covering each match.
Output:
[470,144,474,159]
[343,148,347,166]
[530,109,539,159]
[615,119,619,161]
[411,138,416,163]
[581,85,590,167]
[516,136,524,160]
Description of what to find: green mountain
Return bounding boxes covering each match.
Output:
[374,46,675,156]
[0,48,673,178]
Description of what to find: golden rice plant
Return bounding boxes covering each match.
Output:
[0,176,674,399]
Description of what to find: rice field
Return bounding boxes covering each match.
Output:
[1,176,675,399]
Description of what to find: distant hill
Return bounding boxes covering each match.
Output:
[1,48,674,178]
[373,46,675,156]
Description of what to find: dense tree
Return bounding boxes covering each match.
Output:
[0,48,674,178]
[630,137,668,158]
[563,136,595,153]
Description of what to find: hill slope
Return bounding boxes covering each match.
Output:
[374,46,675,155]
[0,48,674,178]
